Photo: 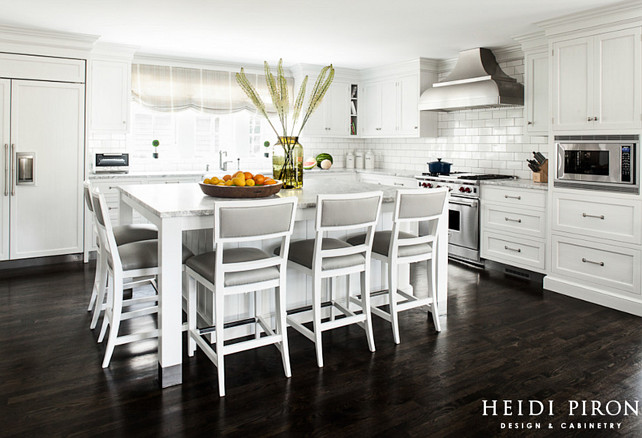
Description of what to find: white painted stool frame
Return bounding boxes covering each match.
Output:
[286,191,383,368]
[91,189,160,368]
[184,196,298,397]
[352,187,448,344]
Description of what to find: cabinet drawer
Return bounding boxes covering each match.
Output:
[482,186,546,209]
[481,231,545,271]
[482,204,546,238]
[551,235,640,294]
[552,192,641,244]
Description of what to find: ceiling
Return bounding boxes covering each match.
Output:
[0,0,626,68]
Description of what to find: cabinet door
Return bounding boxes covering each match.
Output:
[397,74,419,135]
[89,59,130,132]
[594,28,641,129]
[380,80,397,135]
[10,81,85,259]
[327,82,351,136]
[362,82,382,136]
[553,37,593,130]
[0,80,9,261]
[303,88,328,136]
[525,52,549,134]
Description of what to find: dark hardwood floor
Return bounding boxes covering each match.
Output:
[1,261,641,437]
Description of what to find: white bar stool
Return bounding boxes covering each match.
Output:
[278,191,383,368]
[83,181,158,331]
[347,187,448,344]
[91,189,193,368]
[184,196,298,397]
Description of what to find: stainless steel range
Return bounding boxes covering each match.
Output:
[415,172,515,265]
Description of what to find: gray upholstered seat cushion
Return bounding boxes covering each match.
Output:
[185,247,280,287]
[112,240,193,271]
[347,231,432,258]
[276,238,365,270]
[113,224,158,246]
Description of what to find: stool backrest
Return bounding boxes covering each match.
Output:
[314,191,383,272]
[390,187,448,260]
[213,197,298,283]
[90,188,122,272]
[83,181,94,213]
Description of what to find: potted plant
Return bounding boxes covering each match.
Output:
[152,139,160,159]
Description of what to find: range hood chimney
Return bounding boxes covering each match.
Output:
[419,48,523,112]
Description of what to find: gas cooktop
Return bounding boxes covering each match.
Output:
[418,172,515,181]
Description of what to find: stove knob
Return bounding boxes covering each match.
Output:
[459,187,465,192]
[435,185,441,188]
[427,183,433,188]
[465,187,472,193]
[421,182,428,188]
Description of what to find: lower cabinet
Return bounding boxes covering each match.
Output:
[480,184,547,273]
[358,172,416,187]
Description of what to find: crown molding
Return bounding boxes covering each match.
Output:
[513,31,548,53]
[133,52,272,75]
[91,41,139,61]
[537,0,642,37]
[360,57,440,81]
[0,24,98,58]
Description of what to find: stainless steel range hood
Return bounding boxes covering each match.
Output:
[419,48,523,112]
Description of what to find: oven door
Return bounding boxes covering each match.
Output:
[447,197,479,262]
[556,143,621,183]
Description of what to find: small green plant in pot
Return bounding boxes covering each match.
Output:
[152,139,160,159]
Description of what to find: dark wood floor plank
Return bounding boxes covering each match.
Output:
[0,261,641,437]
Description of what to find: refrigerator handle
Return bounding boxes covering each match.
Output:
[10,144,15,196]
[3,144,7,196]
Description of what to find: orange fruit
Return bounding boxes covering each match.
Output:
[254,174,265,185]
[244,171,253,180]
[223,174,232,181]
[224,180,233,186]
[246,179,255,187]
[203,178,211,185]
[264,178,276,185]
[233,171,244,178]
[210,177,219,185]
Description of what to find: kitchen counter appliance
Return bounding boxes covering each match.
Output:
[415,172,514,265]
[94,153,129,174]
[555,135,638,193]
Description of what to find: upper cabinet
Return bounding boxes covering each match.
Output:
[88,43,137,133]
[360,59,439,138]
[304,81,352,137]
[552,27,641,131]
[524,51,549,134]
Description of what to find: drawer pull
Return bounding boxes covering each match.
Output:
[582,213,604,220]
[582,257,604,267]
[504,195,521,200]
[504,217,522,223]
[504,245,521,253]
[393,183,404,186]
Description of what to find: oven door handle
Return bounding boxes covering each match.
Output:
[449,200,477,208]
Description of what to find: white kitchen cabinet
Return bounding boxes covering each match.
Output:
[89,59,131,132]
[304,81,351,137]
[552,27,641,130]
[358,172,416,188]
[0,80,10,261]
[480,184,547,273]
[397,74,420,135]
[1,79,85,260]
[524,52,549,134]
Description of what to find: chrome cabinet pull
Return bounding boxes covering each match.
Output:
[504,217,522,223]
[10,144,15,196]
[504,195,521,200]
[582,213,605,220]
[504,245,521,253]
[3,144,7,196]
[582,257,604,267]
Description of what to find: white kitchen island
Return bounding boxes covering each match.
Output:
[117,173,448,388]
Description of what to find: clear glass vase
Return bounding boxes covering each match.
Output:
[273,136,303,189]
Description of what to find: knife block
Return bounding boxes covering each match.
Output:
[532,159,548,183]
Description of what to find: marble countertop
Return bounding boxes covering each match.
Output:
[481,179,549,190]
[89,170,206,180]
[117,178,398,218]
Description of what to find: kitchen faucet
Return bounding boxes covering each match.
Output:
[219,150,234,172]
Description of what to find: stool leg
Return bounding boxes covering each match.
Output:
[275,285,291,378]
[361,270,376,353]
[97,270,113,343]
[254,290,261,339]
[388,261,401,345]
[329,278,335,322]
[214,288,226,397]
[187,275,197,357]
[429,258,441,332]
[312,274,324,368]
[90,254,108,330]
[102,272,123,368]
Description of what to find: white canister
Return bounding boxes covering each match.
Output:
[355,151,364,169]
[345,151,355,169]
[365,150,375,170]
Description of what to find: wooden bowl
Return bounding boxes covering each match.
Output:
[198,180,283,198]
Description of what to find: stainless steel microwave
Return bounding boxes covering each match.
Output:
[555,135,638,193]
[94,153,129,173]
